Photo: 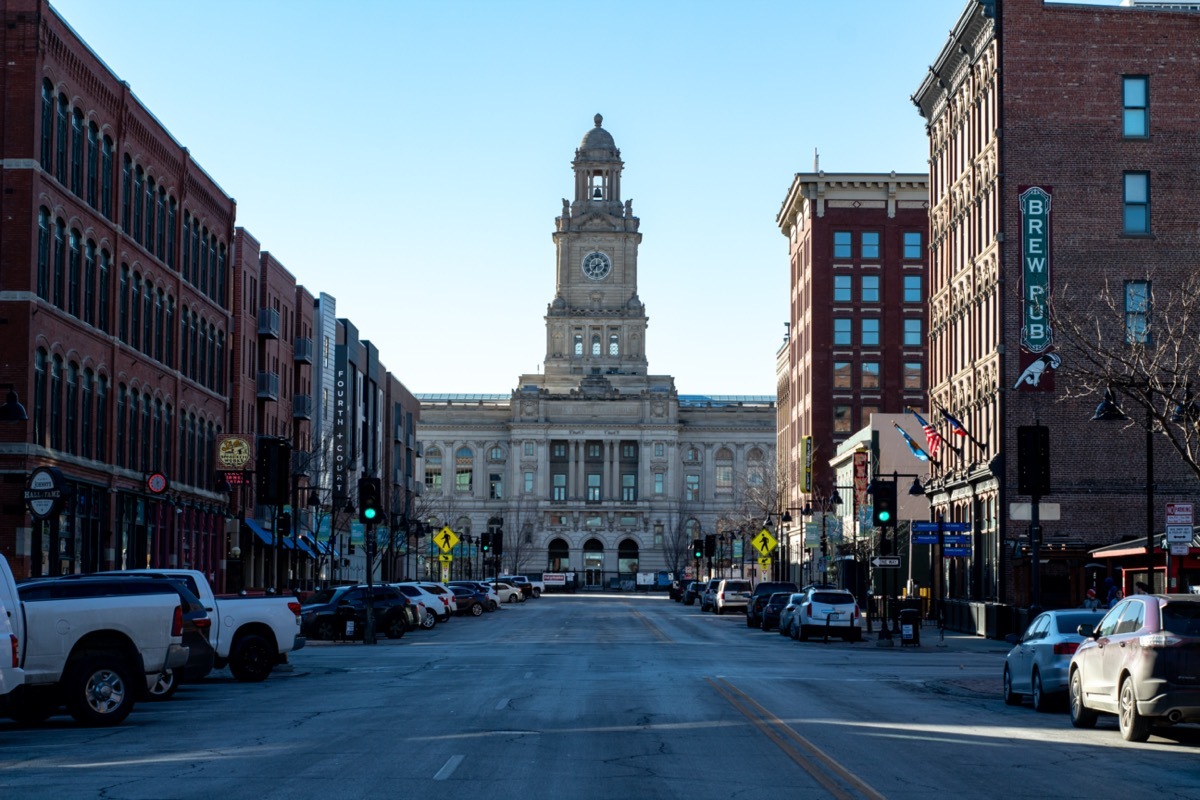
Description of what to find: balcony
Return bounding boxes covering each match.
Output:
[257,307,280,339]
[256,371,280,401]
[293,337,313,364]
[293,393,313,420]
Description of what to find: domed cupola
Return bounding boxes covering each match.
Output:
[572,114,624,214]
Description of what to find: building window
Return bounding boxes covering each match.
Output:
[861,405,879,427]
[587,443,601,458]
[654,443,664,457]
[489,473,503,500]
[715,448,733,495]
[861,275,880,303]
[654,472,664,495]
[524,441,534,456]
[591,335,601,356]
[621,443,637,458]
[685,474,700,501]
[621,473,636,501]
[1124,172,1150,235]
[861,231,880,259]
[70,109,84,196]
[36,208,50,300]
[574,334,583,356]
[586,473,601,502]
[833,231,852,259]
[609,333,618,356]
[861,362,880,390]
[903,231,923,259]
[904,362,922,390]
[903,318,923,346]
[1125,280,1150,344]
[552,443,566,458]
[40,81,53,170]
[455,447,473,492]
[524,470,534,493]
[552,473,567,501]
[489,446,504,461]
[833,361,852,389]
[861,318,880,347]
[1123,76,1148,138]
[834,318,852,346]
[100,137,113,220]
[833,275,851,302]
[904,275,922,303]
[833,405,852,434]
[424,447,442,491]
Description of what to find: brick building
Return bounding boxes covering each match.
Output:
[913,0,1200,625]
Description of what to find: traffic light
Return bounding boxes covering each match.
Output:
[872,480,898,527]
[494,531,503,554]
[704,534,716,558]
[255,437,290,506]
[277,511,291,538]
[1017,425,1051,496]
[358,477,382,525]
[692,539,703,559]
[481,532,491,552]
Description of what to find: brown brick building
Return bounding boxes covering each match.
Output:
[914,0,1200,625]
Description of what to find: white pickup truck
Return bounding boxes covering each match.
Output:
[98,569,304,682]
[1,554,190,726]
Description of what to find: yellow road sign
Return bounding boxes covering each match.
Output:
[758,555,773,569]
[434,526,460,553]
[438,553,454,564]
[751,528,778,555]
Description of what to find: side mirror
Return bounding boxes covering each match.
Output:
[1004,633,1019,645]
[1077,624,1096,638]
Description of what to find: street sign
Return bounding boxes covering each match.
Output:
[1166,524,1193,544]
[1170,543,1190,556]
[942,534,970,545]
[1009,502,1061,521]
[1166,502,1194,525]
[912,522,939,532]
[913,534,938,545]
[752,528,778,555]
[438,553,453,564]
[871,556,901,568]
[435,526,460,553]
[757,555,772,569]
[912,521,971,533]
[944,546,973,557]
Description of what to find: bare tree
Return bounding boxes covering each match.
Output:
[499,494,538,575]
[660,510,692,578]
[1056,273,1200,480]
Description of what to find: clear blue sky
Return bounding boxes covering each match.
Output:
[47,0,1108,396]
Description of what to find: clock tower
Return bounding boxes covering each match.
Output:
[539,114,649,390]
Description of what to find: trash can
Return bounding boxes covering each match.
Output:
[899,607,921,647]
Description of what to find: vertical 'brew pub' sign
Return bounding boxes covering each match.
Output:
[1016,186,1058,393]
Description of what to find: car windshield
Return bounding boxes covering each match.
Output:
[304,587,340,605]
[1162,601,1200,635]
[811,592,854,605]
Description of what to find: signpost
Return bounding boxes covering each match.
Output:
[871,556,900,568]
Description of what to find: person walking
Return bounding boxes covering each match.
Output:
[1082,588,1100,610]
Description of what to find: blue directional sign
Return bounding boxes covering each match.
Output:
[912,521,971,533]
[944,546,973,557]
[913,534,938,545]
[912,522,940,532]
[943,534,970,545]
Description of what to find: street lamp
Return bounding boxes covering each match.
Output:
[1092,386,1156,592]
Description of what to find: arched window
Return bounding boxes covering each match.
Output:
[591,335,601,356]
[101,136,114,219]
[547,537,570,572]
[33,350,47,447]
[574,334,583,357]
[715,447,734,495]
[181,213,191,282]
[583,538,604,580]
[86,122,99,208]
[746,447,765,487]
[455,447,473,493]
[424,446,442,491]
[65,362,78,455]
[49,355,63,451]
[68,229,81,317]
[609,333,619,356]
[126,389,139,471]
[53,218,66,308]
[140,393,152,471]
[98,250,111,332]
[36,207,50,300]
[132,166,144,244]
[40,81,53,170]
[617,538,639,576]
[95,375,108,461]
[84,239,96,326]
[130,273,142,350]
[80,368,93,460]
[55,95,68,185]
[70,109,84,196]
[121,155,132,233]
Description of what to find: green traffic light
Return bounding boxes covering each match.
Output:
[364,507,377,520]
[879,510,891,522]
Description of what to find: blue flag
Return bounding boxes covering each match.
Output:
[893,422,931,462]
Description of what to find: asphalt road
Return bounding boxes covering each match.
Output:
[2,594,1198,799]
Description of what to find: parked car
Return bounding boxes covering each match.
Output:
[790,587,862,641]
[668,580,684,602]
[777,593,808,638]
[449,585,489,616]
[486,581,524,604]
[1003,608,1106,712]
[746,581,799,628]
[391,583,444,628]
[449,581,500,610]
[760,592,792,631]
[682,581,706,607]
[713,579,752,615]
[498,575,535,600]
[0,591,24,706]
[417,582,458,616]
[300,585,412,640]
[698,579,722,612]
[1068,593,1200,741]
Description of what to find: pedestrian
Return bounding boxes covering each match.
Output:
[1104,576,1122,608]
[1135,580,1151,595]
[1082,588,1100,610]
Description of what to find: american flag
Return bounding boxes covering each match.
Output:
[908,408,943,459]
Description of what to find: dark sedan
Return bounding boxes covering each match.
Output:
[760,592,791,632]
[682,580,706,606]
[300,584,414,640]
[450,585,490,616]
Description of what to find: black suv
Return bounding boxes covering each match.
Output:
[682,580,706,606]
[746,581,799,628]
[300,584,414,640]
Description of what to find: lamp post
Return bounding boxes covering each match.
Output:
[1092,386,1156,593]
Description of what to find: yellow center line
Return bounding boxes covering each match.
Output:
[708,677,888,800]
[632,609,673,643]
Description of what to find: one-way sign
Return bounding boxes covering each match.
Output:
[871,556,901,568]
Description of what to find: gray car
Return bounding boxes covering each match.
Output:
[1003,608,1105,712]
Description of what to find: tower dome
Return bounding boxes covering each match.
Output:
[577,114,619,161]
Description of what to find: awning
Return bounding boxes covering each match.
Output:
[296,538,317,558]
[244,518,273,546]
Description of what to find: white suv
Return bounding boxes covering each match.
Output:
[713,579,752,615]
[792,588,862,642]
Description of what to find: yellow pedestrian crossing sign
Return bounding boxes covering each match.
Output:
[438,553,454,565]
[751,528,777,555]
[757,555,772,569]
[435,526,459,553]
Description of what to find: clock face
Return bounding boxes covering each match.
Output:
[146,472,169,494]
[581,251,612,281]
[218,436,252,468]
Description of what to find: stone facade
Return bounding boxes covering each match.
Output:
[417,116,775,588]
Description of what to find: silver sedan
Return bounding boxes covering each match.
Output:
[1003,608,1105,712]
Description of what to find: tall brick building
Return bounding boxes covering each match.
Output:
[913,0,1200,623]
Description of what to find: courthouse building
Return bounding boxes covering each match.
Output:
[417,116,775,589]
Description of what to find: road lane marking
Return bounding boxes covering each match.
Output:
[708,677,887,800]
[433,754,464,781]
[632,610,673,642]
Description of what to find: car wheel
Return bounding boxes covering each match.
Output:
[64,654,135,726]
[421,610,438,629]
[506,594,517,604]
[1031,670,1053,713]
[488,600,498,611]
[1069,669,1098,728]
[468,602,483,616]
[146,669,180,701]
[315,619,336,641]
[716,605,725,615]
[533,589,541,598]
[385,615,407,640]
[230,634,275,683]
[1119,677,1151,742]
[1003,666,1022,706]
[790,622,799,640]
